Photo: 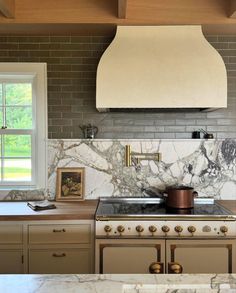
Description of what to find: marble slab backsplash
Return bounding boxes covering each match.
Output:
[47,139,236,200]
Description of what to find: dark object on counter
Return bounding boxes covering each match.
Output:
[165,186,198,209]
[192,131,201,139]
[199,128,214,139]
[80,124,98,139]
[204,133,214,139]
[27,200,56,211]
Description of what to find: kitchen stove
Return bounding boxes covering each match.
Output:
[96,198,236,238]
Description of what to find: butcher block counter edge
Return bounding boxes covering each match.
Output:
[0,200,98,221]
[217,200,236,215]
[0,199,235,221]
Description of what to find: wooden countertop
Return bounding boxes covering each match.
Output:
[0,200,98,221]
[0,199,235,221]
[217,200,236,215]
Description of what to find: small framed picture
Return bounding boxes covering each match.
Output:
[56,167,85,201]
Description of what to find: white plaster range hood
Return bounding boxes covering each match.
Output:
[96,25,227,112]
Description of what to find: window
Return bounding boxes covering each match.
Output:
[0,63,47,192]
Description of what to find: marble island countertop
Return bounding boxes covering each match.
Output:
[0,274,236,293]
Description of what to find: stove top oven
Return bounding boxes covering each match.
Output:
[95,198,236,274]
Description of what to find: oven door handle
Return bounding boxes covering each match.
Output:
[168,262,183,274]
[149,262,164,274]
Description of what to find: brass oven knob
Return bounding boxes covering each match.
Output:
[136,225,144,234]
[161,225,170,233]
[174,226,183,234]
[104,225,112,234]
[168,262,183,274]
[117,225,125,234]
[187,226,196,234]
[149,262,164,274]
[220,226,228,235]
[149,225,157,234]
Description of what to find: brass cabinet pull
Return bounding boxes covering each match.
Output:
[53,229,66,233]
[149,262,164,274]
[52,253,66,257]
[168,262,183,274]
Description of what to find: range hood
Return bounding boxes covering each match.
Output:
[96,25,227,112]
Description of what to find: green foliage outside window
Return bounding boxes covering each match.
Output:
[0,83,32,181]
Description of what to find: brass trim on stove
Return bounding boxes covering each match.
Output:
[96,235,236,240]
[96,216,236,221]
[99,243,162,274]
[170,243,233,273]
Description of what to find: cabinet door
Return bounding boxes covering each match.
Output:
[96,239,165,274]
[166,239,236,274]
[29,249,91,274]
[0,250,23,274]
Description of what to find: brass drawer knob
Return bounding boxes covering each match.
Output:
[168,262,183,274]
[149,262,164,274]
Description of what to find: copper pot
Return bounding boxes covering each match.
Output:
[165,186,198,209]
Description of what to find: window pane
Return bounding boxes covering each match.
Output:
[6,83,32,106]
[3,159,31,181]
[6,107,32,129]
[4,135,31,157]
[0,84,2,104]
[0,107,3,127]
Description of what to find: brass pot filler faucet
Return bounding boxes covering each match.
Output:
[125,145,162,167]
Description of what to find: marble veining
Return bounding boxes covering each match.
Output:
[47,139,236,200]
[2,139,236,201]
[0,274,235,293]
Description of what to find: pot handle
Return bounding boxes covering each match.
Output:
[193,191,198,198]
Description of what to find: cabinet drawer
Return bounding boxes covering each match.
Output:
[0,225,22,244]
[28,224,91,244]
[29,249,91,273]
[0,250,24,273]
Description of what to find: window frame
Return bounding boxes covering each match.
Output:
[0,63,47,194]
[0,78,35,185]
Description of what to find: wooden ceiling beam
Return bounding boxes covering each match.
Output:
[118,0,127,18]
[0,0,15,18]
[229,0,236,18]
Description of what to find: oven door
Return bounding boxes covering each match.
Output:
[166,239,236,274]
[95,239,165,274]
